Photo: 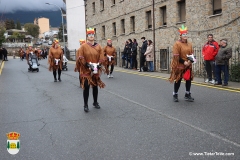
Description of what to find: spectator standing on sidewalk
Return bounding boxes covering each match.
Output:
[2,47,8,61]
[144,40,154,72]
[131,38,138,70]
[126,39,133,69]
[122,41,129,68]
[139,37,148,72]
[215,39,232,86]
[202,34,219,84]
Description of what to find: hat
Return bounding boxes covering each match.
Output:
[178,25,188,35]
[86,28,95,35]
[107,39,112,43]
[79,39,86,43]
[54,39,59,43]
[28,44,32,47]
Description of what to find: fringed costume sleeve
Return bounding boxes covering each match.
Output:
[48,48,53,71]
[169,42,184,83]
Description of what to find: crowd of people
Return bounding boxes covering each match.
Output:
[122,37,154,72]
[18,47,48,61]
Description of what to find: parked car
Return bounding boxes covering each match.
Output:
[48,40,53,45]
[35,41,42,45]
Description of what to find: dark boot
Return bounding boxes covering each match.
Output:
[53,71,57,82]
[58,69,62,81]
[93,102,100,109]
[184,93,194,102]
[84,105,89,112]
[173,94,178,102]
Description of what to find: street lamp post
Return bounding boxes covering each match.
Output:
[45,3,66,56]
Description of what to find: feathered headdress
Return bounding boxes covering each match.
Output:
[86,28,95,35]
[178,25,188,35]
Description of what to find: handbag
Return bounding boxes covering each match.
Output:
[183,69,191,80]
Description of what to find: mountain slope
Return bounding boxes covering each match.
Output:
[0,10,64,27]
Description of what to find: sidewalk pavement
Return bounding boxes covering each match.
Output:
[113,66,240,91]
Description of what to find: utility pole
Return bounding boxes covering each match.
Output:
[152,0,156,71]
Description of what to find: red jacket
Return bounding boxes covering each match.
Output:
[202,41,219,61]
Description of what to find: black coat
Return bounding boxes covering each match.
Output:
[141,40,148,55]
[132,42,138,55]
[127,43,132,57]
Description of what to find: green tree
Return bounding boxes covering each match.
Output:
[16,20,21,30]
[24,23,40,38]
[0,21,6,46]
[5,19,11,30]
[10,20,15,29]
[58,24,67,42]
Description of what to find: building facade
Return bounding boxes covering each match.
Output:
[34,17,50,38]
[65,0,86,51]
[84,0,240,71]
[85,0,240,47]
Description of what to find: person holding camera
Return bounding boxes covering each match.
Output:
[103,39,116,78]
[75,28,105,112]
[169,25,194,102]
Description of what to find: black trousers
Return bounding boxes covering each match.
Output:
[205,60,215,81]
[140,54,145,71]
[53,69,61,79]
[83,79,98,105]
[107,64,114,74]
[131,55,137,69]
[174,78,191,93]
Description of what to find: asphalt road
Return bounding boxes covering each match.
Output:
[0,58,239,160]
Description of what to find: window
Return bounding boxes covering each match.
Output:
[112,22,116,36]
[130,16,135,32]
[100,0,104,11]
[146,11,152,29]
[92,2,95,14]
[102,25,105,39]
[94,28,97,39]
[112,0,115,5]
[178,0,186,22]
[213,0,222,14]
[121,19,125,34]
[160,6,167,26]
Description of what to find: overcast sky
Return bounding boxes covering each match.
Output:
[0,0,66,13]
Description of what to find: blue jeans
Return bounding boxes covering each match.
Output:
[148,61,154,71]
[215,64,229,84]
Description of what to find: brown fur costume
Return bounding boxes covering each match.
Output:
[103,45,116,75]
[48,45,63,71]
[75,42,106,89]
[169,40,194,83]
[18,48,24,58]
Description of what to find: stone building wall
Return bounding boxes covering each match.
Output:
[84,0,240,71]
[85,0,240,47]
